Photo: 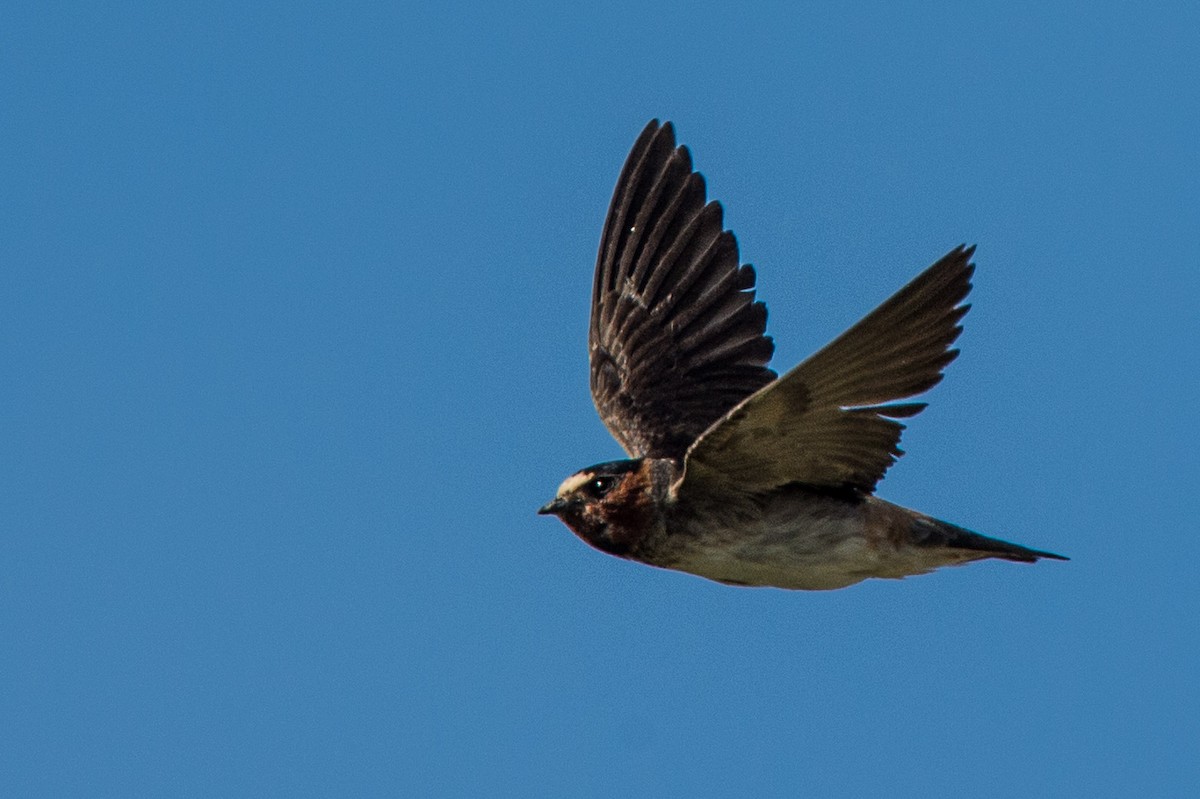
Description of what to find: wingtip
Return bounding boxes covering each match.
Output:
[942,243,977,269]
[630,119,671,159]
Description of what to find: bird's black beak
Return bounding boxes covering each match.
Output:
[538,498,568,516]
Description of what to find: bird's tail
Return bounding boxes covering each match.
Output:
[910,515,1068,563]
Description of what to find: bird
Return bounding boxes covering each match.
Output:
[538,120,1066,590]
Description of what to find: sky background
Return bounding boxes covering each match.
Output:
[3,2,1198,796]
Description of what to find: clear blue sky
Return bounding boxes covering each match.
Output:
[3,2,1197,796]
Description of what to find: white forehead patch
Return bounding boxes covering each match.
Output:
[556,471,593,498]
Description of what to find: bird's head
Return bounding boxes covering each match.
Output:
[538,458,659,557]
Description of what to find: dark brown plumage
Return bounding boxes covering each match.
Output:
[590,121,775,460]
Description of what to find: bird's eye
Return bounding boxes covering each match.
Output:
[589,476,617,497]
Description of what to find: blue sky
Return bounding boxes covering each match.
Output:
[3,2,1197,796]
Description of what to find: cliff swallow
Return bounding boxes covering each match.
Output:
[539,120,1066,590]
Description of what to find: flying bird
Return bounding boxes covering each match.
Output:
[538,120,1065,590]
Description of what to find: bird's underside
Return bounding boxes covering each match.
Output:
[661,484,1065,590]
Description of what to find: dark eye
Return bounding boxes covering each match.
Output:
[588,476,617,498]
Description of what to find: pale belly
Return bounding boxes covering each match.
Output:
[662,495,973,590]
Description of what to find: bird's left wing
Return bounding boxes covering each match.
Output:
[677,245,975,500]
